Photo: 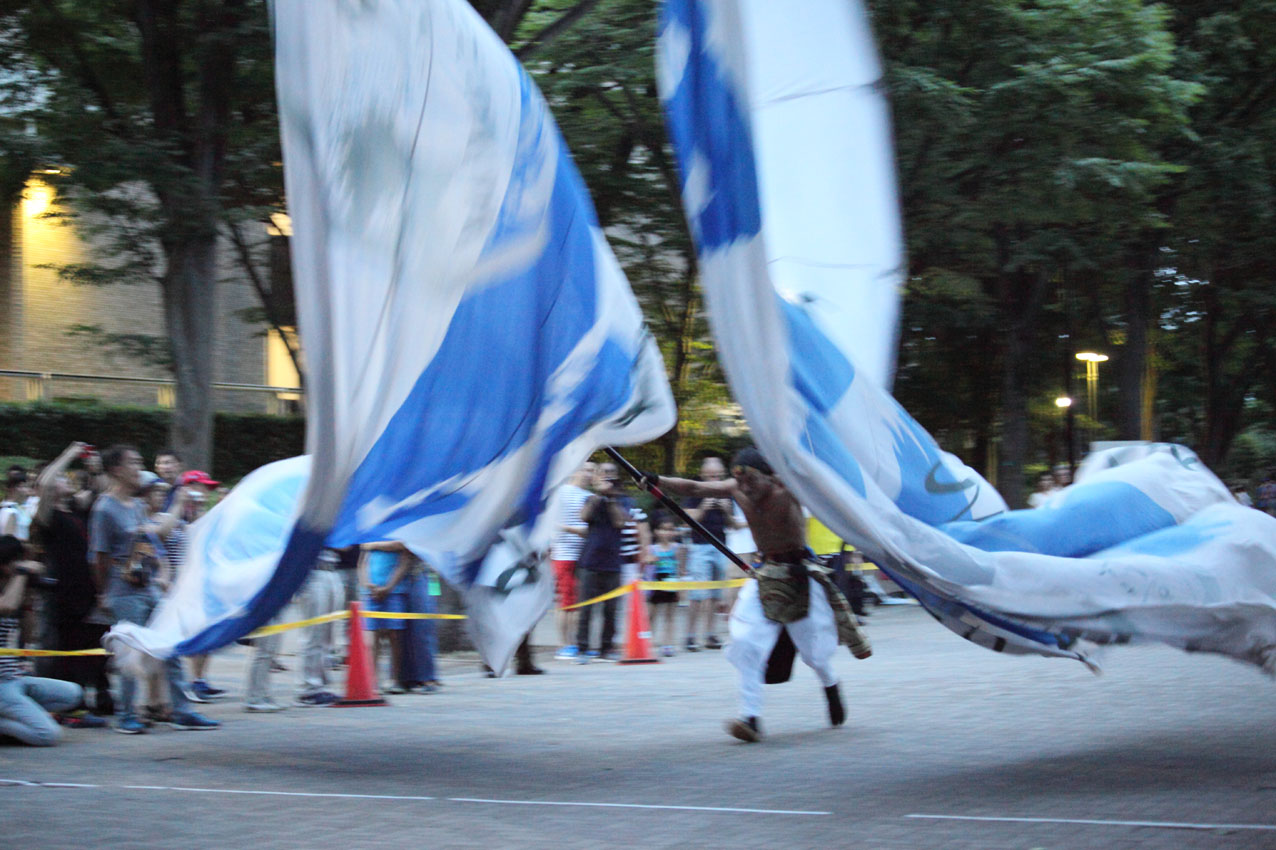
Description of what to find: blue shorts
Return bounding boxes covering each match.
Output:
[687,545,729,600]
[362,591,409,630]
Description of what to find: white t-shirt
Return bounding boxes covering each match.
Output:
[550,484,592,561]
[0,501,32,542]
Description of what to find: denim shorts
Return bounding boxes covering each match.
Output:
[362,591,409,630]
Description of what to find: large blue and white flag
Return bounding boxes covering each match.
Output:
[110,0,674,672]
[658,0,1276,673]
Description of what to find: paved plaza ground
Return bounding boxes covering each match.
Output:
[3,604,1275,849]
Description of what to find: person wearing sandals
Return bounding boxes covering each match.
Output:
[647,447,871,743]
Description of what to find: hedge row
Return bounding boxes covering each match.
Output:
[0,402,304,481]
[0,402,753,486]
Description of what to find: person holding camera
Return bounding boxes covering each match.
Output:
[0,534,83,746]
[32,441,112,721]
[683,456,743,652]
[571,462,629,662]
[88,445,218,734]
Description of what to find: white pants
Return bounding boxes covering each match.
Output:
[297,568,344,694]
[725,578,839,718]
[245,628,281,703]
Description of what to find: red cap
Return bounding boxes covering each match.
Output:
[180,470,221,488]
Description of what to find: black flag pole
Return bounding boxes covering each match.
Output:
[603,446,754,576]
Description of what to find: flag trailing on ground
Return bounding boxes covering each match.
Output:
[109,0,674,672]
[658,0,1276,672]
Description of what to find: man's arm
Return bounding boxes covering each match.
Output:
[87,505,111,602]
[560,523,588,538]
[605,498,627,529]
[361,540,406,552]
[145,487,188,539]
[655,475,736,499]
[579,494,601,523]
[379,555,412,597]
[35,442,85,527]
[637,520,653,564]
[0,563,40,615]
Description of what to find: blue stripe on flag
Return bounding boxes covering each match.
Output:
[942,481,1177,556]
[175,524,326,656]
[659,0,761,249]
[328,83,628,548]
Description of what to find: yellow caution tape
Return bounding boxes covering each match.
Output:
[637,579,747,591]
[0,576,773,655]
[558,583,634,611]
[243,610,350,638]
[361,611,467,621]
[0,647,109,657]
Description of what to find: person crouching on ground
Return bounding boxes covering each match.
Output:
[649,447,871,743]
[0,535,83,745]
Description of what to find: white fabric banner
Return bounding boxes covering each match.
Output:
[658,0,1276,673]
[110,0,674,673]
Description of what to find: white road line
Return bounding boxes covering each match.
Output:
[908,814,1276,832]
[448,797,829,816]
[122,785,437,802]
[1,779,825,816]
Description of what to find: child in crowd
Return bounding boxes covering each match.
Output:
[646,515,685,658]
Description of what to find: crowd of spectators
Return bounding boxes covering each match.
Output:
[0,441,443,745]
[552,455,758,664]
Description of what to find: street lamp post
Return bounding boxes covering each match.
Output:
[1075,352,1109,426]
[1055,396,1074,472]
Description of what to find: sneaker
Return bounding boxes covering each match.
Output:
[660,645,675,658]
[57,711,108,729]
[585,649,600,658]
[725,716,762,743]
[382,683,407,695]
[171,710,222,728]
[704,635,723,650]
[293,691,340,707]
[598,651,620,662]
[191,679,226,700]
[179,683,210,704]
[554,645,579,660]
[115,715,147,735]
[406,683,440,693]
[685,637,700,652]
[243,699,285,714]
[574,652,591,665]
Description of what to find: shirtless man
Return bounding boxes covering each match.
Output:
[650,447,870,742]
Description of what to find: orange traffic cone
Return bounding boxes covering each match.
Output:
[619,581,659,664]
[334,601,388,706]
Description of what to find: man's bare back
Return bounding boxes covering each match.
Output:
[655,461,806,557]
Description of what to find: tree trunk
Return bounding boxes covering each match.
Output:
[164,236,218,471]
[996,269,1048,508]
[998,324,1030,508]
[1117,263,1152,440]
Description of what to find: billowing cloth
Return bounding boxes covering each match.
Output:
[109,0,674,672]
[658,0,1276,673]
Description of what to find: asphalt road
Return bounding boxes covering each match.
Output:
[4,605,1275,849]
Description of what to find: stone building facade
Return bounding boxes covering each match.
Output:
[0,176,301,413]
